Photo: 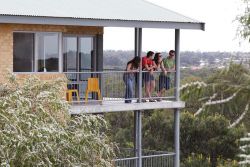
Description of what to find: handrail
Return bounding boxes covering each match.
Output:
[113,152,175,161]
[113,156,139,162]
[63,70,176,74]
[13,70,176,75]
[142,153,176,159]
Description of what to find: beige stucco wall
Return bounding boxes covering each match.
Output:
[0,23,103,83]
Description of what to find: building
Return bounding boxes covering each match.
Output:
[0,0,205,166]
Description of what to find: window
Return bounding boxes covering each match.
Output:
[13,32,60,72]
[13,33,34,72]
[36,33,59,72]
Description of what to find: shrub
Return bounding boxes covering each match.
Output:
[0,74,115,166]
[181,154,239,167]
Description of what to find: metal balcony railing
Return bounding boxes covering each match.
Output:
[64,70,176,104]
[113,149,175,167]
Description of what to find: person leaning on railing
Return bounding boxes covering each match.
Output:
[153,52,165,101]
[157,50,176,99]
[123,57,141,103]
[142,51,157,102]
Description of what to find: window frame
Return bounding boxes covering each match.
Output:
[13,31,62,74]
[62,34,96,72]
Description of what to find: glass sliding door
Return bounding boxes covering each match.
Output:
[79,37,93,73]
[63,36,95,98]
[63,37,77,82]
[36,33,59,72]
[79,37,94,97]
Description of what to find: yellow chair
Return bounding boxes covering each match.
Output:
[85,78,102,104]
[66,89,80,103]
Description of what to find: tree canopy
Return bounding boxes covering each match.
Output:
[181,63,250,130]
[237,0,250,41]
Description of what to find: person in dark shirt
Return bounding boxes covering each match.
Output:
[123,56,141,103]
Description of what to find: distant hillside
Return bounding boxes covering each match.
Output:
[104,50,250,70]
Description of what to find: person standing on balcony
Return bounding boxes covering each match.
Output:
[123,56,141,103]
[157,50,176,99]
[142,51,157,102]
[153,52,165,101]
[153,52,165,71]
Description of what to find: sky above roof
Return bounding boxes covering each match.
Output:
[104,0,250,52]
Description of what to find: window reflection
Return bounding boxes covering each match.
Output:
[13,32,59,72]
[13,33,34,72]
[37,33,59,72]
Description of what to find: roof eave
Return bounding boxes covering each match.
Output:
[0,15,205,30]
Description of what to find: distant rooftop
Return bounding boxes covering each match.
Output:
[0,0,205,30]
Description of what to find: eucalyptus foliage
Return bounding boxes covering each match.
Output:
[239,133,250,166]
[237,0,250,41]
[0,74,115,166]
[181,63,250,129]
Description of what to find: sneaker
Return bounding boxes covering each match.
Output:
[156,98,162,102]
[149,99,156,102]
[125,100,132,103]
[136,99,147,103]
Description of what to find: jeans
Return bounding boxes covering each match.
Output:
[159,75,171,90]
[123,73,134,103]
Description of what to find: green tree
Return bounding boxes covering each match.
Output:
[180,112,245,167]
[106,110,245,167]
[237,0,250,41]
[0,75,115,166]
[141,111,244,167]
[105,112,134,148]
[181,63,250,130]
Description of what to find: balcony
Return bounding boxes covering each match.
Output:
[65,71,185,114]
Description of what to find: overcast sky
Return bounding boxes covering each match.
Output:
[103,0,250,52]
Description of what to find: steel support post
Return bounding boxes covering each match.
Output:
[138,28,142,102]
[134,111,139,157]
[138,28,142,167]
[96,34,103,98]
[134,27,142,167]
[134,28,139,159]
[174,29,180,167]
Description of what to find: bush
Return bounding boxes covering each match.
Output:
[0,74,115,166]
[181,154,211,167]
[181,154,239,167]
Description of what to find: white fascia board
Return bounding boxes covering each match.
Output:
[0,15,205,30]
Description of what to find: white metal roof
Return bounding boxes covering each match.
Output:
[0,0,205,30]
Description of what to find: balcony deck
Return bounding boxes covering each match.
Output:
[66,71,184,114]
[69,99,185,114]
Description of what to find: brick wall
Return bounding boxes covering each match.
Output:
[0,23,103,82]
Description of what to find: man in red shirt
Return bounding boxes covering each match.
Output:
[142,51,156,102]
